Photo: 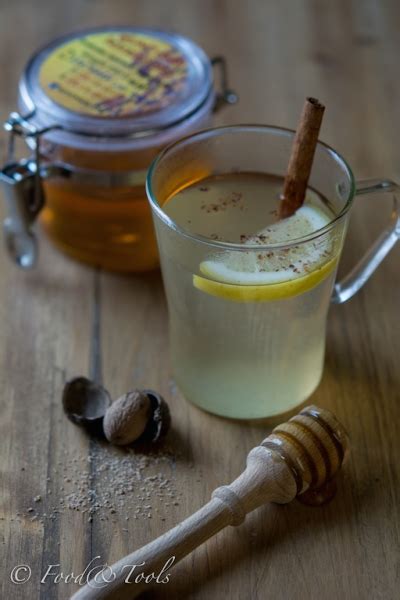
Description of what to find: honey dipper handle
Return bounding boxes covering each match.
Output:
[71,447,297,600]
[72,497,232,600]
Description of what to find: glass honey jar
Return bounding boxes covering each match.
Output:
[1,26,236,271]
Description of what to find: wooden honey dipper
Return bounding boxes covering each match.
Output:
[72,405,349,600]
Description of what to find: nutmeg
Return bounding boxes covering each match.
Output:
[103,390,152,445]
[62,378,171,447]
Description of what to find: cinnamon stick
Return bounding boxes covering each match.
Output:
[278,97,325,219]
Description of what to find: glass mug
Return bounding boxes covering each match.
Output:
[146,126,399,419]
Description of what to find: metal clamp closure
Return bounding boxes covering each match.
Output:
[1,113,61,268]
[211,56,238,112]
[1,159,42,268]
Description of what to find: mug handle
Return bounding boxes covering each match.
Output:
[331,179,400,304]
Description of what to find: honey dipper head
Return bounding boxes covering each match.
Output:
[262,405,349,496]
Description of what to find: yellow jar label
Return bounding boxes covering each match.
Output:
[39,31,188,118]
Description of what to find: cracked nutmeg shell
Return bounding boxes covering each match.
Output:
[103,389,171,446]
[141,390,171,443]
[62,377,112,436]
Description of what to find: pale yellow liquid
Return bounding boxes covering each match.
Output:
[162,173,338,419]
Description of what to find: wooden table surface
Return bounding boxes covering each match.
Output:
[1,1,399,599]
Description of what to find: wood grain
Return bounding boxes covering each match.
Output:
[1,1,399,600]
[70,406,349,600]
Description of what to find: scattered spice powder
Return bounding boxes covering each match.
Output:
[18,443,189,525]
[200,191,244,214]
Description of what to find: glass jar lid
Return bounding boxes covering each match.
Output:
[18,26,213,144]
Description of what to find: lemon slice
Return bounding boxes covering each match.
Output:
[192,203,337,302]
[193,257,337,302]
[244,203,331,245]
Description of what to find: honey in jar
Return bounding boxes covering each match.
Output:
[1,27,236,271]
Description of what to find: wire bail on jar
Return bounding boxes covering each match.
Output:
[211,57,238,112]
[0,56,237,269]
[0,113,62,268]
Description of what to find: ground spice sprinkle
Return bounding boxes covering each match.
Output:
[19,443,184,525]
